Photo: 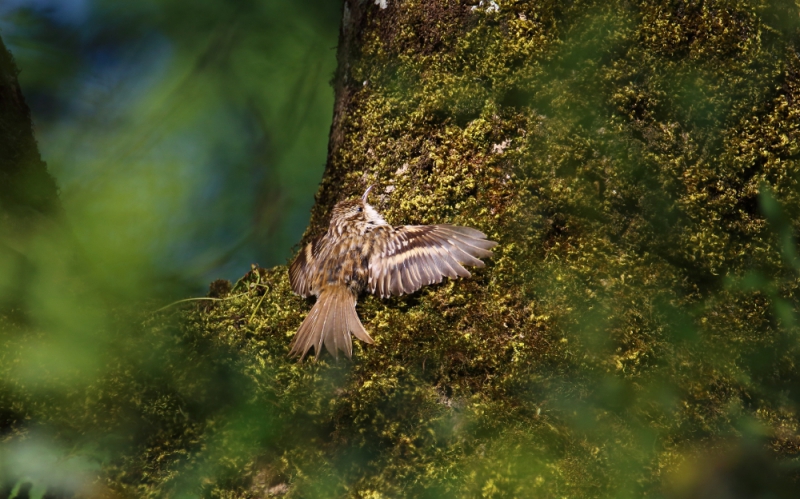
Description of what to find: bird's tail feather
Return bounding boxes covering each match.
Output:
[290,286,374,361]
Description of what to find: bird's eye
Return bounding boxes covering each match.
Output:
[357,207,363,212]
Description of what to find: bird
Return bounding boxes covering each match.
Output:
[288,186,498,361]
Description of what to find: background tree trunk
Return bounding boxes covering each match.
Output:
[0,37,61,316]
[0,37,59,220]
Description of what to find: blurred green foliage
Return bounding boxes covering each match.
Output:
[1,0,341,496]
[3,0,800,498]
[2,0,340,291]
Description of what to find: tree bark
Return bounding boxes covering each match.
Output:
[218,1,800,496]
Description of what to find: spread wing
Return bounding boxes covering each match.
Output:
[368,225,497,298]
[289,239,320,297]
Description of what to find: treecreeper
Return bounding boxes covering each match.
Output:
[289,186,498,361]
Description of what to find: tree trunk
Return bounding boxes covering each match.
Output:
[0,38,59,220]
[0,37,62,315]
[215,1,800,496]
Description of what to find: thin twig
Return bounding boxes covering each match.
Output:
[248,285,271,325]
[153,280,273,314]
[154,292,248,313]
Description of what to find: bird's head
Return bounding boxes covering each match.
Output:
[329,186,387,231]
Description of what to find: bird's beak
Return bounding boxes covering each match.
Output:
[362,185,373,202]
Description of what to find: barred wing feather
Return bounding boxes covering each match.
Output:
[368,225,497,298]
[289,240,318,298]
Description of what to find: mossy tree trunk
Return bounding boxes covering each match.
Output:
[210,0,800,496]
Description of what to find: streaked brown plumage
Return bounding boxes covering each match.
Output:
[288,186,497,360]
